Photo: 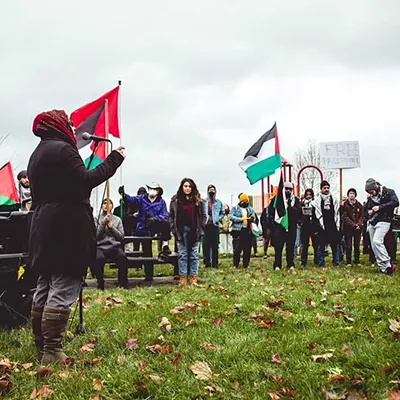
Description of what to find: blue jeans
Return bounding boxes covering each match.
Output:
[317,243,339,267]
[177,225,200,276]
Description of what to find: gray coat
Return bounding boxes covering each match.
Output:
[96,212,125,252]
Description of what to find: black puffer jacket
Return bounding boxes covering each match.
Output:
[365,186,399,226]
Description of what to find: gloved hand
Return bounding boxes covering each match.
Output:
[240,217,248,221]
[118,185,125,196]
[145,212,156,227]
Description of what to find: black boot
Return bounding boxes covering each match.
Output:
[31,306,44,360]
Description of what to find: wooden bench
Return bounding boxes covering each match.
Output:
[108,235,178,281]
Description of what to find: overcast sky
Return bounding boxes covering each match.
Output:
[1,0,399,209]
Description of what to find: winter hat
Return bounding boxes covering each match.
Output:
[284,182,294,189]
[347,188,357,197]
[320,180,330,189]
[207,184,216,191]
[17,170,28,181]
[365,178,379,192]
[239,193,249,203]
[137,186,147,195]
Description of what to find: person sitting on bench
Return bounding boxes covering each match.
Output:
[119,182,171,260]
[93,198,128,290]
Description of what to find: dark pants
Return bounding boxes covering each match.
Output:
[232,228,252,268]
[252,236,258,255]
[203,225,220,268]
[273,230,296,269]
[344,229,361,264]
[316,231,340,267]
[148,220,171,242]
[300,226,318,266]
[94,247,128,288]
[363,227,376,263]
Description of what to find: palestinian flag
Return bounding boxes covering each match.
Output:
[239,122,281,185]
[70,86,120,169]
[0,162,19,206]
[273,172,288,231]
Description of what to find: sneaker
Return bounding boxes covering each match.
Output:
[263,255,268,259]
[274,267,281,271]
[288,266,295,270]
[346,264,352,267]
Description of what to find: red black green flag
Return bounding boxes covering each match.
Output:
[0,162,19,206]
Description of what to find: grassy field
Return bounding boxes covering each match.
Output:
[1,254,400,400]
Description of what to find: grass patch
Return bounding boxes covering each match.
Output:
[1,256,400,399]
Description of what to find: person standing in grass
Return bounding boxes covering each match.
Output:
[28,110,124,364]
[300,188,318,267]
[219,204,233,256]
[365,178,399,275]
[342,188,364,266]
[229,193,256,268]
[169,178,206,286]
[202,184,224,268]
[312,180,341,267]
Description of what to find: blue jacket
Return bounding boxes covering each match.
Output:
[203,198,224,226]
[229,204,256,232]
[124,194,168,233]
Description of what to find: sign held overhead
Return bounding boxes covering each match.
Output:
[319,141,360,170]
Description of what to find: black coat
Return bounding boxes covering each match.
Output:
[27,134,124,277]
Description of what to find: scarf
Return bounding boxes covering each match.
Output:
[286,194,296,207]
[32,110,77,146]
[320,193,332,210]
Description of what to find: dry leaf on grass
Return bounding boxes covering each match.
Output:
[212,317,222,327]
[342,345,352,355]
[201,299,209,306]
[116,356,125,365]
[312,353,333,362]
[0,374,12,392]
[36,366,54,378]
[280,387,295,397]
[159,317,172,332]
[322,388,346,399]
[389,319,400,338]
[56,371,70,380]
[126,328,136,336]
[80,342,96,353]
[268,389,281,399]
[109,296,123,304]
[305,297,316,308]
[22,363,33,370]
[172,352,182,366]
[0,359,12,373]
[90,395,101,400]
[125,338,139,350]
[204,385,222,395]
[344,315,355,323]
[30,385,54,399]
[146,344,174,354]
[148,375,162,384]
[185,319,194,326]
[190,361,212,381]
[386,390,400,400]
[346,392,366,400]
[93,378,104,391]
[200,343,221,351]
[328,374,348,382]
[138,360,146,371]
[272,353,281,364]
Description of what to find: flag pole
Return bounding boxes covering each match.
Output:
[105,99,111,215]
[118,80,123,220]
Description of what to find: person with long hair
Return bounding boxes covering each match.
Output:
[169,178,206,286]
[28,110,125,364]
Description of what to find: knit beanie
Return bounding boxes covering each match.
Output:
[365,178,379,192]
[320,180,330,189]
[347,188,357,197]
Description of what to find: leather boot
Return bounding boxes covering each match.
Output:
[178,276,187,286]
[31,306,44,360]
[189,275,199,287]
[41,307,71,364]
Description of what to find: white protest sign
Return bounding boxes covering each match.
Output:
[319,141,360,170]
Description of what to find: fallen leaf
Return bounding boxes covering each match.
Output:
[56,371,70,379]
[386,390,400,400]
[36,366,54,378]
[136,381,147,392]
[329,374,348,382]
[342,345,352,355]
[390,381,400,385]
[212,317,222,327]
[224,308,236,315]
[365,327,375,340]
[93,378,104,391]
[268,299,284,309]
[22,363,33,370]
[159,317,172,332]
[308,342,318,351]
[0,359,12,373]
[146,344,173,354]
[126,328,136,336]
[305,297,316,308]
[110,296,123,304]
[200,299,209,306]
[183,301,198,312]
[148,375,162,384]
[255,318,275,329]
[322,388,346,399]
[312,353,333,362]
[200,342,221,351]
[170,308,182,314]
[80,343,95,353]
[280,387,295,397]
[30,385,54,399]
[190,361,212,381]
[268,389,281,399]
[204,385,222,394]
[138,360,146,371]
[266,337,273,344]
[185,319,194,326]
[346,392,366,400]
[90,396,101,400]
[272,353,281,364]
[172,352,182,366]
[125,338,139,350]
[0,374,12,392]
[389,319,400,338]
[344,315,355,323]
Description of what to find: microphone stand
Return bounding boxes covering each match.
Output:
[71,141,100,338]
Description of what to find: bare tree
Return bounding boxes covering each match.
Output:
[293,139,337,196]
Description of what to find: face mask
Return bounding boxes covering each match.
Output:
[240,201,249,208]
[148,189,158,198]
[209,191,215,198]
